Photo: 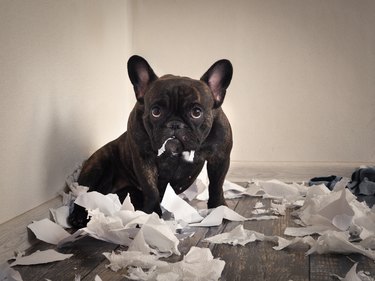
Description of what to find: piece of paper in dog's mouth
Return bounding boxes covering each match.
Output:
[157,137,195,162]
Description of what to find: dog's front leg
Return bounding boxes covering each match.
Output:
[134,161,162,215]
[207,157,229,208]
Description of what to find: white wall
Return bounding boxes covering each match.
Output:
[0,0,133,224]
[132,0,375,163]
[1,0,374,224]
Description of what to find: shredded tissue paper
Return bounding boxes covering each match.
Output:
[4,164,375,281]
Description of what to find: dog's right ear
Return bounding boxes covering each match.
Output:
[127,55,158,103]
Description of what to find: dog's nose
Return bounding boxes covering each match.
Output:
[167,121,187,130]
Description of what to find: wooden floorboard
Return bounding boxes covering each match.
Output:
[212,196,310,281]
[10,184,375,281]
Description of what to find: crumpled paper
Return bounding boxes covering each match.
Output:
[70,199,180,256]
[104,246,225,281]
[205,180,375,261]
[284,183,375,243]
[204,224,375,260]
[250,179,307,204]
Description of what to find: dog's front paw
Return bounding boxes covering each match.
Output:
[68,204,89,229]
[207,197,227,209]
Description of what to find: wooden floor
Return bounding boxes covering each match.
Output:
[13,186,375,281]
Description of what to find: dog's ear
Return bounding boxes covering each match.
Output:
[201,59,233,108]
[127,55,158,103]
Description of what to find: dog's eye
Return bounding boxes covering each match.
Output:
[190,106,203,119]
[151,106,162,118]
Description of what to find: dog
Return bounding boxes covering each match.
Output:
[68,55,233,228]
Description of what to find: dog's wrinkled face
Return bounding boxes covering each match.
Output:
[128,55,233,159]
[143,76,215,156]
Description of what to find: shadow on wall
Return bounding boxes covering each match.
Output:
[42,93,92,196]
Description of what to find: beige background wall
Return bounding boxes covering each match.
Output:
[0,0,133,224]
[1,0,374,224]
[132,0,375,163]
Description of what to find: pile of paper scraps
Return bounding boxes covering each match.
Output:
[2,164,375,281]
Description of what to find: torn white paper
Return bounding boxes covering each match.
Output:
[306,231,375,260]
[50,205,71,228]
[182,150,195,162]
[128,228,153,254]
[184,162,209,201]
[68,182,89,198]
[161,184,203,223]
[157,137,174,156]
[10,249,73,266]
[0,262,23,281]
[190,206,247,227]
[28,218,71,245]
[286,184,375,246]
[205,225,265,246]
[74,191,122,216]
[121,194,135,212]
[255,179,307,202]
[141,213,180,256]
[103,250,167,272]
[244,182,265,197]
[104,246,225,281]
[331,262,374,281]
[194,180,248,201]
[83,209,133,246]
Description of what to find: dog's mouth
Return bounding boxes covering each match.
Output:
[157,137,195,162]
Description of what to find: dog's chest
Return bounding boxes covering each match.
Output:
[156,156,204,191]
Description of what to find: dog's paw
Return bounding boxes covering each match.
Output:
[207,197,227,209]
[68,204,89,229]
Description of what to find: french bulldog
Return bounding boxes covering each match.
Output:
[68,55,233,228]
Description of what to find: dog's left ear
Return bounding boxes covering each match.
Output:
[127,55,158,103]
[201,59,233,108]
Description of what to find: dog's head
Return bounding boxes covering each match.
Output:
[127,55,233,158]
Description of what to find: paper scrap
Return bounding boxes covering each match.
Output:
[195,179,248,201]
[182,150,195,162]
[74,191,122,216]
[121,194,135,212]
[161,184,203,223]
[157,137,174,156]
[128,228,153,254]
[255,179,307,202]
[0,262,23,281]
[190,206,247,227]
[104,246,225,281]
[83,209,133,246]
[10,249,73,266]
[205,225,265,246]
[94,275,103,281]
[68,182,89,198]
[141,213,180,256]
[254,202,265,209]
[50,205,71,228]
[103,250,167,272]
[288,184,375,244]
[28,218,71,245]
[306,231,375,260]
[331,262,374,281]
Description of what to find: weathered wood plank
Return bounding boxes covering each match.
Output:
[210,196,310,281]
[15,237,119,281]
[310,253,375,281]
[0,196,62,263]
